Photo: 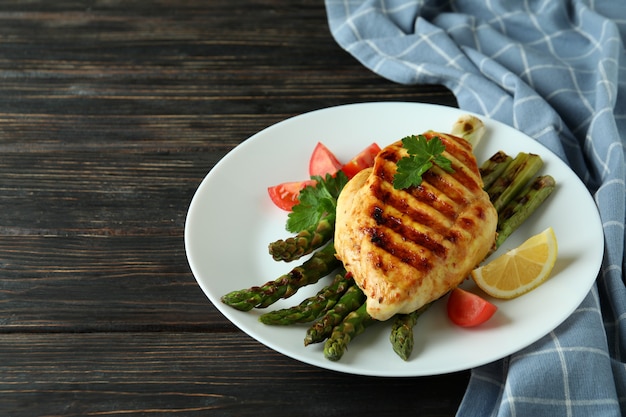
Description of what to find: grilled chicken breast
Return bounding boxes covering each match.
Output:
[335,131,497,321]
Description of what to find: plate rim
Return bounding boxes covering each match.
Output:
[184,101,604,377]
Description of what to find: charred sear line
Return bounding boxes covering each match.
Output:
[371,205,448,258]
[426,132,481,192]
[405,185,458,220]
[379,147,402,163]
[445,229,462,244]
[372,166,459,221]
[422,171,470,206]
[367,226,434,273]
[440,160,481,192]
[427,131,473,165]
[375,158,400,184]
[458,216,476,231]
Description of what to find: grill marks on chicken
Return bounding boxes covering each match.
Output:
[335,131,497,321]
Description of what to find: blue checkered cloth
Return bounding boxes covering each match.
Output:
[324,0,626,415]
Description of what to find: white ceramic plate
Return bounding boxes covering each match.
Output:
[185,102,603,377]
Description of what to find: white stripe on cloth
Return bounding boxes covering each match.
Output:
[324,0,626,416]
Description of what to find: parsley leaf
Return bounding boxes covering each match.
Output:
[393,134,454,189]
[286,171,348,233]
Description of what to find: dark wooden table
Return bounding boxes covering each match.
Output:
[0,1,470,415]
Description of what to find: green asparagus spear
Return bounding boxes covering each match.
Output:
[221,242,340,311]
[389,304,431,361]
[323,302,375,361]
[495,175,556,248]
[480,151,513,190]
[259,269,352,325]
[268,212,335,262]
[488,152,543,212]
[304,284,366,346]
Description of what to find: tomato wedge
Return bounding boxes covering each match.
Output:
[267,179,315,211]
[446,288,497,327]
[269,142,380,211]
[309,142,343,177]
[341,143,381,179]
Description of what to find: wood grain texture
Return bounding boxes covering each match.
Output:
[0,333,469,417]
[0,0,466,415]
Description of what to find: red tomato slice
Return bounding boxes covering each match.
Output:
[446,288,497,327]
[309,142,343,177]
[341,143,381,179]
[267,180,316,211]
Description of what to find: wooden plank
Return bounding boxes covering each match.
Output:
[0,151,208,234]
[0,0,455,330]
[0,233,234,330]
[0,1,467,414]
[0,332,469,417]
[0,0,455,152]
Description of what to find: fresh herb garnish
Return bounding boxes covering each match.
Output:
[393,134,454,189]
[286,171,348,233]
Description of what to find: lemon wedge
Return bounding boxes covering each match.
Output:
[471,227,558,299]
